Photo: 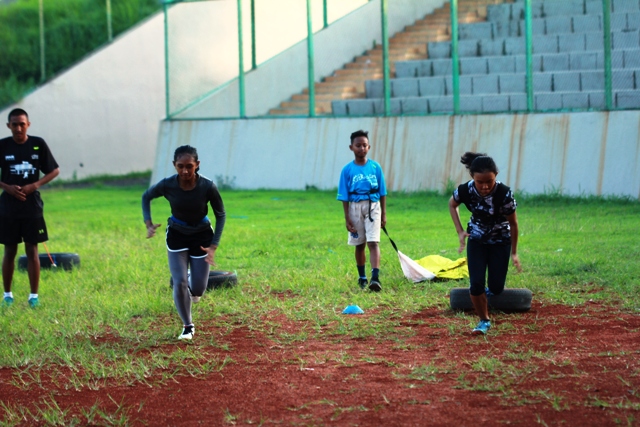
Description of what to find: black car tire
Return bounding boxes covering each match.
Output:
[18,253,80,271]
[450,287,532,312]
[170,270,237,290]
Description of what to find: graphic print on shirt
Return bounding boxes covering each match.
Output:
[352,173,378,188]
[11,161,38,179]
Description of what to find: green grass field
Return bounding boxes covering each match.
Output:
[0,184,638,424]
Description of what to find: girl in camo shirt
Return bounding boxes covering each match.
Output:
[448,152,521,335]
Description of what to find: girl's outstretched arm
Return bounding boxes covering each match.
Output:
[448,197,469,254]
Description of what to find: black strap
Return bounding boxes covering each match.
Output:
[382,226,399,253]
[349,187,380,222]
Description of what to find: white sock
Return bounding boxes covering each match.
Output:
[4,292,13,298]
[29,293,38,300]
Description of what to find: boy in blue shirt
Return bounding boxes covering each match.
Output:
[337,130,387,292]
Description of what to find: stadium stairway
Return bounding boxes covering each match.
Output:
[267,0,510,116]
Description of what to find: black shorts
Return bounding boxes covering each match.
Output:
[165,225,213,257]
[0,216,48,245]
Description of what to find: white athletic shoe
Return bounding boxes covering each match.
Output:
[190,295,201,303]
[178,324,195,340]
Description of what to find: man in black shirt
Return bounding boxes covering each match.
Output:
[0,109,59,308]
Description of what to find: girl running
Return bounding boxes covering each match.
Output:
[142,145,226,340]
[449,152,521,335]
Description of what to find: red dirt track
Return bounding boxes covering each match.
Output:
[1,301,639,426]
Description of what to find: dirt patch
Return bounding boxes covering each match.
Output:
[1,301,639,426]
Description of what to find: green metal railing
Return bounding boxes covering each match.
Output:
[307,0,316,117]
[524,0,534,112]
[602,0,613,110]
[450,0,460,114]
[237,0,246,118]
[381,0,391,116]
[164,0,623,119]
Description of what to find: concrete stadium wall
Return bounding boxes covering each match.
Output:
[1,0,398,180]
[153,110,640,199]
[174,0,447,118]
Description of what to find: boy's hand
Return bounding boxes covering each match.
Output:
[21,183,37,196]
[345,218,356,233]
[381,213,387,228]
[6,185,27,201]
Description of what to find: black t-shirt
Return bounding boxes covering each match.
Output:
[0,136,59,218]
[142,174,226,246]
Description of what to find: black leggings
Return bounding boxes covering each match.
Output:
[467,238,511,296]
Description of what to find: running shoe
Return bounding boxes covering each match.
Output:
[28,297,39,308]
[369,278,382,292]
[178,324,195,340]
[2,296,13,307]
[358,278,368,289]
[188,287,201,303]
[472,319,491,335]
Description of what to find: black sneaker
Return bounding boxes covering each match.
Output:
[178,324,195,340]
[369,277,381,292]
[358,278,368,289]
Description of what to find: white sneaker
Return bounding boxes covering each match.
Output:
[178,324,195,340]
[190,295,201,303]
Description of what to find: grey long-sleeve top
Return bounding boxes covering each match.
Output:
[142,174,226,246]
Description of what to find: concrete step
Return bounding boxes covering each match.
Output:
[363,50,428,61]
[280,99,334,110]
[269,106,332,115]
[345,61,387,69]
[395,27,449,37]
[324,74,383,82]
[291,92,364,101]
[303,84,360,93]
[388,42,433,52]
[316,81,367,92]
[334,68,384,77]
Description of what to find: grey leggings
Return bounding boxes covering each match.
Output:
[168,250,210,326]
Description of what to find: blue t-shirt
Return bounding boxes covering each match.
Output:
[337,160,387,202]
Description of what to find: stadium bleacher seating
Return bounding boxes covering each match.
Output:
[332,0,640,115]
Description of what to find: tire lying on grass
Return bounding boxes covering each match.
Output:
[18,253,80,271]
[169,270,237,291]
[450,287,532,312]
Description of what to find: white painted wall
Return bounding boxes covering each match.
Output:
[1,0,401,180]
[175,0,447,118]
[153,111,640,199]
[167,0,372,116]
[0,13,165,181]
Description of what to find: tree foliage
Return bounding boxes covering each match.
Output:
[0,0,162,107]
